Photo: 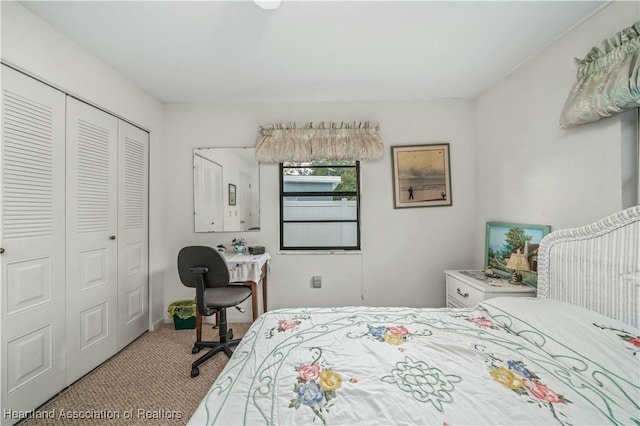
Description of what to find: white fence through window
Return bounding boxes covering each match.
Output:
[283,199,358,247]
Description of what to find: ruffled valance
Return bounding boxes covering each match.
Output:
[255,122,384,163]
[559,21,640,128]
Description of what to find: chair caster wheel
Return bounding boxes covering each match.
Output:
[192,346,201,354]
[191,367,199,378]
[228,329,233,340]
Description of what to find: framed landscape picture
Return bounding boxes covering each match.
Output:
[484,221,551,286]
[391,143,452,208]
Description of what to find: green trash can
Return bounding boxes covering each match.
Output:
[168,300,197,330]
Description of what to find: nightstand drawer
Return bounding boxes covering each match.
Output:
[447,296,466,309]
[447,276,483,307]
[445,270,536,309]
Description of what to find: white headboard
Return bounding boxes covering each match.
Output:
[537,205,640,328]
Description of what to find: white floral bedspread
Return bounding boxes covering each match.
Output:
[188,298,639,425]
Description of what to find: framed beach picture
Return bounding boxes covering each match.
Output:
[391,143,452,208]
[228,183,236,206]
[484,221,551,286]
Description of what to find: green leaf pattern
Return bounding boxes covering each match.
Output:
[381,356,461,412]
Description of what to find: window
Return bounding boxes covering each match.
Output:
[280,161,360,251]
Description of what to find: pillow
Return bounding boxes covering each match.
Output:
[479,297,639,417]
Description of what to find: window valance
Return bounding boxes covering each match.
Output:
[255,122,384,163]
[559,21,640,129]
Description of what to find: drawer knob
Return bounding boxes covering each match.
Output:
[456,288,469,298]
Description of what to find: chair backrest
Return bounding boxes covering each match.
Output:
[177,246,230,289]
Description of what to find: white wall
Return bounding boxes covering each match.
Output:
[5,0,636,327]
[163,101,476,321]
[0,1,167,329]
[474,2,640,266]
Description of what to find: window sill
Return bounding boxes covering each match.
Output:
[278,250,363,255]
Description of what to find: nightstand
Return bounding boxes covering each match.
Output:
[445,270,536,308]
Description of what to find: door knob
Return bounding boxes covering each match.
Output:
[109,236,116,240]
[0,248,4,254]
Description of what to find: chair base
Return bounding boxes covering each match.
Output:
[190,332,242,378]
[192,328,232,354]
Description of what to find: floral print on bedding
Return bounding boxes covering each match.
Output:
[477,346,572,424]
[347,323,433,347]
[288,347,347,426]
[188,302,640,426]
[593,323,640,356]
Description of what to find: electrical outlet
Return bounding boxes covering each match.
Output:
[312,276,322,288]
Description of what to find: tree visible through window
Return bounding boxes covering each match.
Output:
[279,161,360,250]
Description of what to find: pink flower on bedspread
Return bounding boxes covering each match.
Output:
[389,326,409,336]
[354,324,432,347]
[478,347,571,423]
[279,320,298,331]
[593,323,640,355]
[290,347,347,425]
[472,317,493,328]
[299,363,321,381]
[265,315,310,339]
[628,336,640,347]
[523,379,563,404]
[450,313,502,330]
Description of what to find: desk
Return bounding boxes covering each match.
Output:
[196,252,270,341]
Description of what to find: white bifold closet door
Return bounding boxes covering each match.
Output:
[65,99,149,384]
[1,67,149,423]
[116,120,149,351]
[65,98,119,385]
[0,66,67,421]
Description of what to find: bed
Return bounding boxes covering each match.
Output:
[188,206,640,425]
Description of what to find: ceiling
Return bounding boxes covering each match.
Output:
[20,1,605,104]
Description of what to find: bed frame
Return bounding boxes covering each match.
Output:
[537,205,640,327]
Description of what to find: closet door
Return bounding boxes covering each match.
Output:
[0,66,66,423]
[65,98,118,385]
[117,121,149,350]
[194,155,223,232]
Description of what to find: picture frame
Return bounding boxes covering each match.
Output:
[484,221,551,286]
[391,143,452,208]
[228,183,236,206]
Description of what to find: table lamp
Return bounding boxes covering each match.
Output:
[506,249,530,284]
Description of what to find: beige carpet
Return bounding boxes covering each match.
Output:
[22,322,250,426]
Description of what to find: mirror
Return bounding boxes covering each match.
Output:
[194,148,260,232]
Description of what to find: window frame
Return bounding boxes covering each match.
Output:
[279,161,361,251]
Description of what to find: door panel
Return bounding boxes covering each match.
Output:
[6,325,53,392]
[117,121,149,350]
[194,155,223,232]
[5,256,52,314]
[66,98,118,385]
[1,66,66,425]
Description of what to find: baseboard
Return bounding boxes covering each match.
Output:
[150,317,165,331]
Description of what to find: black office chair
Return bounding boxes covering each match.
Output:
[177,246,252,378]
